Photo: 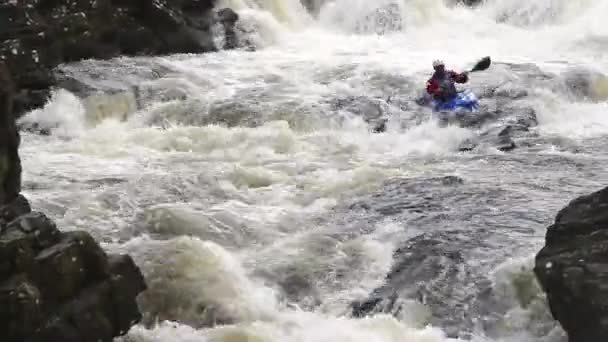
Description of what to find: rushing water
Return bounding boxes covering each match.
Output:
[17,0,608,341]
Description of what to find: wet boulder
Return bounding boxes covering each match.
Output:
[535,186,608,342]
[455,0,483,6]
[329,95,390,132]
[0,200,147,342]
[554,67,608,102]
[300,0,323,16]
[218,8,239,50]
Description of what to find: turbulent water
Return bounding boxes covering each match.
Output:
[16,0,608,341]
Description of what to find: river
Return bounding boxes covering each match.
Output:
[16,0,608,341]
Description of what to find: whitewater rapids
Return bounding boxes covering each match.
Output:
[17,0,608,341]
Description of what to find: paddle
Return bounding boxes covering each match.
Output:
[468,56,491,73]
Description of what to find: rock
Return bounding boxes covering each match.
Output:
[0,274,43,341]
[107,254,147,334]
[33,231,109,300]
[458,138,477,152]
[556,67,608,102]
[0,210,147,342]
[218,8,239,50]
[0,0,232,118]
[0,193,30,225]
[300,0,323,16]
[4,211,62,251]
[343,175,558,338]
[329,95,391,131]
[534,186,608,341]
[455,0,483,6]
[0,61,21,205]
[496,138,517,152]
[371,119,387,133]
[352,235,467,317]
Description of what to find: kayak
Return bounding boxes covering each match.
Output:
[417,89,479,111]
[433,90,478,111]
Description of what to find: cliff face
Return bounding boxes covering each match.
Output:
[0,62,20,205]
[535,186,608,342]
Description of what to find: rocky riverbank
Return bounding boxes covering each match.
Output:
[535,186,608,342]
[0,0,238,118]
[0,197,146,342]
[1,60,146,342]
[0,0,238,340]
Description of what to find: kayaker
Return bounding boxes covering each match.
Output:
[426,60,469,101]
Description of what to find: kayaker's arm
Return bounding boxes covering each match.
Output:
[426,78,441,95]
[449,71,469,83]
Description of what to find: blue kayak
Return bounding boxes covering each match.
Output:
[432,90,478,111]
[418,90,479,111]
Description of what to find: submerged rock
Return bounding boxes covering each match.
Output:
[455,0,483,6]
[535,186,608,342]
[218,8,240,50]
[344,174,563,339]
[555,67,608,102]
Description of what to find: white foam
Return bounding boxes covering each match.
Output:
[118,236,280,327]
[121,312,463,342]
[532,88,608,138]
[19,1,608,342]
[18,89,87,138]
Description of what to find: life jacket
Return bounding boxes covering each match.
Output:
[432,71,457,96]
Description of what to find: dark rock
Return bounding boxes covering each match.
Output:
[351,234,468,318]
[32,281,116,342]
[0,194,31,223]
[300,0,322,16]
[5,212,62,249]
[34,240,89,300]
[218,7,239,24]
[535,186,608,341]
[0,0,232,118]
[107,254,147,334]
[33,231,109,301]
[0,209,146,342]
[454,0,483,6]
[496,138,517,152]
[371,119,387,133]
[218,8,239,50]
[0,61,21,205]
[458,139,477,152]
[0,274,43,341]
[0,214,61,280]
[13,89,52,118]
